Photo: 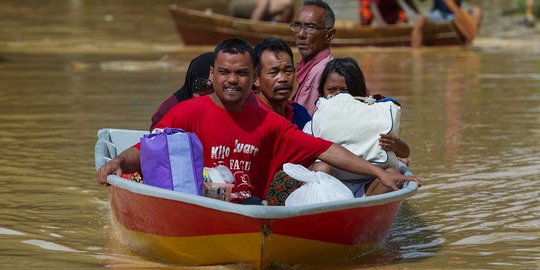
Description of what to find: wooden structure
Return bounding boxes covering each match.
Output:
[169,5,472,47]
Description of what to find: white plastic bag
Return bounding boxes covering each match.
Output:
[283,163,354,206]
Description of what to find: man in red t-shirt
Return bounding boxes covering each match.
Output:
[96,38,421,203]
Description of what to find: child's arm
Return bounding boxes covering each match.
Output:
[379,134,410,158]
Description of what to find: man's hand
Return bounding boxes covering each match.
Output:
[377,169,422,191]
[95,146,141,186]
[96,159,123,186]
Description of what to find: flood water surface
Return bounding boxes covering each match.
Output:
[0,1,539,269]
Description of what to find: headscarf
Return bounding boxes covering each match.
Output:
[173,52,215,102]
[150,52,215,131]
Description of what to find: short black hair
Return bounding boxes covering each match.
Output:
[319,57,368,97]
[214,38,255,67]
[254,38,294,75]
[303,0,335,28]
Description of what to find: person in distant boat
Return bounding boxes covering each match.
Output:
[358,0,425,47]
[228,0,295,22]
[428,0,482,27]
[412,0,482,46]
[290,0,335,115]
[359,0,421,26]
[96,38,421,204]
[305,57,411,197]
[149,52,215,131]
[253,37,311,130]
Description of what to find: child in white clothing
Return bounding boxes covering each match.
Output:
[305,57,411,197]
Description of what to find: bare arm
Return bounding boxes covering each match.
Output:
[250,0,270,21]
[370,2,388,27]
[96,146,141,186]
[403,0,421,14]
[318,144,421,191]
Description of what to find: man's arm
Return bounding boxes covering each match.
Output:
[251,0,270,21]
[96,146,141,186]
[318,144,421,190]
[403,0,421,14]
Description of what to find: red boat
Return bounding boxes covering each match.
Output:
[95,128,419,268]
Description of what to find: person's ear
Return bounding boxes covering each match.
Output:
[208,66,214,83]
[254,73,261,89]
[326,28,336,43]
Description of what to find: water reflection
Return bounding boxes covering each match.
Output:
[0,0,539,269]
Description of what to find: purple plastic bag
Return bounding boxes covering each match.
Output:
[140,128,204,195]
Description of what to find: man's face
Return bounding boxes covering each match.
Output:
[210,51,254,109]
[293,5,334,61]
[255,50,295,103]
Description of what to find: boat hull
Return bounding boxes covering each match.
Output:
[169,5,468,47]
[108,176,405,267]
[109,183,263,265]
[96,128,418,268]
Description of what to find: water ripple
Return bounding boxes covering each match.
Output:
[0,227,25,236]
[21,239,83,253]
[452,233,539,246]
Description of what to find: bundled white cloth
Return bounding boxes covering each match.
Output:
[305,93,401,180]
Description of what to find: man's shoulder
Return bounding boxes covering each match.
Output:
[312,49,333,64]
[315,54,334,66]
[289,101,309,113]
[289,102,312,124]
[183,95,211,106]
[244,103,281,122]
[308,52,333,74]
[169,95,212,114]
[307,57,332,78]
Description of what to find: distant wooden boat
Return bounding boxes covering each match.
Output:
[169,5,471,47]
[95,128,419,268]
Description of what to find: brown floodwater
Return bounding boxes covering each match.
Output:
[0,0,539,269]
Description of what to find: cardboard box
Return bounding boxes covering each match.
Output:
[203,182,233,201]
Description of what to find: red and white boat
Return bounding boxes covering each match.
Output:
[95,128,419,268]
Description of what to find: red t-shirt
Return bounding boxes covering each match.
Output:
[151,96,332,201]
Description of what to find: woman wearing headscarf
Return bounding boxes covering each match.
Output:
[150,52,215,131]
[150,51,259,131]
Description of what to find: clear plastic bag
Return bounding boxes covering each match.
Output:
[203,165,234,201]
[283,163,354,206]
